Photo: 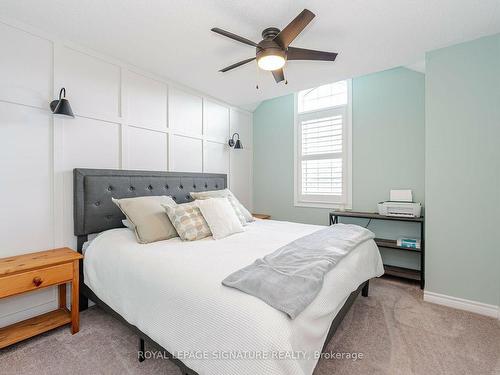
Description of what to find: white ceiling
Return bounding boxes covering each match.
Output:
[1,0,499,110]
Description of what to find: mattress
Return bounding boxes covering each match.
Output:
[83,219,384,375]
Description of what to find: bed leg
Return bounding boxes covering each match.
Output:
[79,294,88,311]
[362,280,369,297]
[138,338,145,362]
[78,259,88,311]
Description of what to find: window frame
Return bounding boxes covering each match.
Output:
[293,79,353,209]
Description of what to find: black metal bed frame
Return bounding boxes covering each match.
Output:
[73,168,371,375]
[78,279,368,375]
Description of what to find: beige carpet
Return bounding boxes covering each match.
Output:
[1,278,499,375]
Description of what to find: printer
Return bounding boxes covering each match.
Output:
[377,190,422,218]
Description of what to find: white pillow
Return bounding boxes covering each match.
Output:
[196,198,244,240]
[190,189,254,224]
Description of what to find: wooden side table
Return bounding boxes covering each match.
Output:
[0,248,83,348]
[253,213,271,220]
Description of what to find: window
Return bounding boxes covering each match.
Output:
[294,80,352,208]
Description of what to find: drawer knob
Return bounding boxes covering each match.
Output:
[32,277,43,287]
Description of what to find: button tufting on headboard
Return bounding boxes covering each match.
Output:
[74,169,227,237]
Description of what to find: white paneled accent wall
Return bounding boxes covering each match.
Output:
[230,108,253,208]
[0,19,253,327]
[170,135,203,172]
[128,126,168,171]
[169,88,203,135]
[124,71,167,130]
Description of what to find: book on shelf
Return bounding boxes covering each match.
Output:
[397,238,421,249]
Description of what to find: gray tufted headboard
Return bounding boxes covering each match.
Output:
[73,168,227,244]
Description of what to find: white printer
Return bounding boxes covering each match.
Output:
[377,190,422,218]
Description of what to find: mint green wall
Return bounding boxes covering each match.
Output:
[253,67,425,269]
[425,34,500,306]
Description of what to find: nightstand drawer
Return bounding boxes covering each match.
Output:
[0,263,73,298]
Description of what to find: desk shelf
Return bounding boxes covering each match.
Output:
[375,238,421,252]
[383,265,421,281]
[330,211,425,289]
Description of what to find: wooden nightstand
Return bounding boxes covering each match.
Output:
[253,213,271,220]
[0,248,83,348]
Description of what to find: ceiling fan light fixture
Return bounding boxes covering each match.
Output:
[213,9,337,83]
[257,54,286,71]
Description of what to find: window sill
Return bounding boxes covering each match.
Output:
[294,201,352,210]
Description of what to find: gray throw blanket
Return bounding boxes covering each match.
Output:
[222,224,375,319]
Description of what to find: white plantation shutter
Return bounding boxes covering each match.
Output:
[301,158,343,195]
[295,80,351,207]
[301,115,343,156]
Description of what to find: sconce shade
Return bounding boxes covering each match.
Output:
[50,88,74,118]
[50,98,74,118]
[228,132,243,149]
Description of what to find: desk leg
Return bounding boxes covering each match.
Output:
[420,222,425,290]
[71,260,80,334]
[58,283,66,309]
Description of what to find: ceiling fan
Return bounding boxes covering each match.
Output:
[211,9,338,84]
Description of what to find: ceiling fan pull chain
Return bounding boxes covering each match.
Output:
[256,61,261,89]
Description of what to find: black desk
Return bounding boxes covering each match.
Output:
[329,211,425,289]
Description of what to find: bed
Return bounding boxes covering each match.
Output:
[74,168,384,375]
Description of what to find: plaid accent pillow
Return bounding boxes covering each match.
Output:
[163,202,211,241]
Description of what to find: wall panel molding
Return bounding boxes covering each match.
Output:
[0,16,253,327]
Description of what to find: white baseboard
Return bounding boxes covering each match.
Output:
[0,298,58,327]
[424,291,499,319]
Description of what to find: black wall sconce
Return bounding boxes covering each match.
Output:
[228,133,242,149]
[50,88,74,118]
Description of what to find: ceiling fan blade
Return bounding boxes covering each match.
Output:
[287,47,338,61]
[272,68,285,83]
[219,57,256,72]
[211,28,258,47]
[274,9,315,48]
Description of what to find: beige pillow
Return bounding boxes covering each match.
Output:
[163,201,211,241]
[112,196,177,244]
[190,189,253,224]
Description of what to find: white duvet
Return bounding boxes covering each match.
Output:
[84,219,384,375]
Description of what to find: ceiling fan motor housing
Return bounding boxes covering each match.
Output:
[257,28,286,68]
[256,39,286,61]
[261,27,280,40]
